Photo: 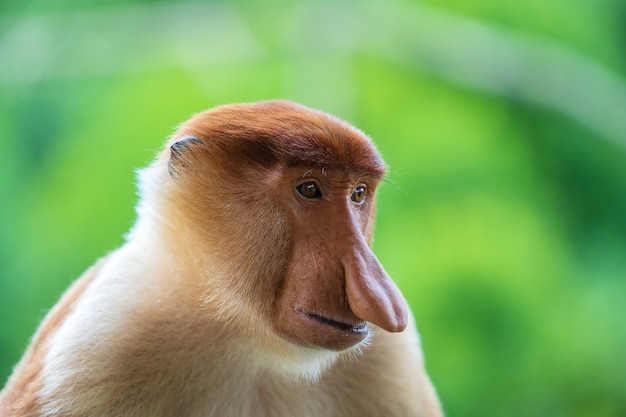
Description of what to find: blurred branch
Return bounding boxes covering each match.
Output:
[289,1,626,150]
[1,0,624,149]
[0,3,264,83]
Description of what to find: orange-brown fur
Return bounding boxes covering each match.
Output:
[0,258,106,416]
[0,101,442,416]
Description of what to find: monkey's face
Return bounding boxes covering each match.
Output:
[269,168,407,351]
[162,101,408,353]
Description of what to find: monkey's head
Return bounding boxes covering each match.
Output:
[139,100,408,357]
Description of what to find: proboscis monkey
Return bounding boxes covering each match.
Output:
[0,101,442,417]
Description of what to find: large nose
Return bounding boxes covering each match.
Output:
[342,234,408,333]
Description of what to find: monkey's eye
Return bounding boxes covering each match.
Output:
[351,185,367,204]
[296,181,323,199]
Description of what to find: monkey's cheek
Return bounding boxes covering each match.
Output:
[272,310,369,352]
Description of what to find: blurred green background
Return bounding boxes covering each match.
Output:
[1,0,625,416]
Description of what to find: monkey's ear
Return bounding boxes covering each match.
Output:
[168,136,203,179]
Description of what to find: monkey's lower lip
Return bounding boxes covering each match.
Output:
[300,311,368,334]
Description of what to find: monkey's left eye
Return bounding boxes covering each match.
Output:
[351,185,367,204]
[296,181,323,199]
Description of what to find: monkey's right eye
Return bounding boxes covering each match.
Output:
[296,181,323,199]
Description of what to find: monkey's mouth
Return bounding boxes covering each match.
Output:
[302,311,368,334]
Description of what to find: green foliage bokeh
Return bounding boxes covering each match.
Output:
[1,1,625,416]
